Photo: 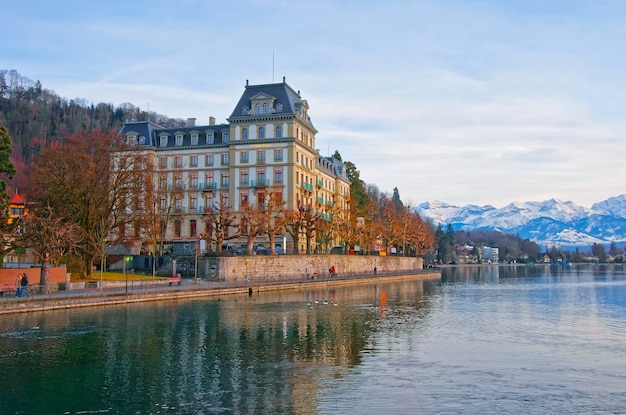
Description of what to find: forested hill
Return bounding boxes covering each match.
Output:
[0,69,186,192]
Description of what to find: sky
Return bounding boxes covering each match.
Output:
[3,0,626,209]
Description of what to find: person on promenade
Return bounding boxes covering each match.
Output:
[21,273,30,297]
[15,273,22,297]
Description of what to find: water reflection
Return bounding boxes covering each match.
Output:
[0,277,435,414]
[3,267,626,414]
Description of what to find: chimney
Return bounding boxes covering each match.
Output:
[187,118,196,127]
[209,117,216,126]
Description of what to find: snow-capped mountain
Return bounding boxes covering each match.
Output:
[416,195,626,247]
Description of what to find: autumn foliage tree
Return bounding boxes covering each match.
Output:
[28,130,145,277]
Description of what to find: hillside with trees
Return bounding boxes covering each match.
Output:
[0,69,187,193]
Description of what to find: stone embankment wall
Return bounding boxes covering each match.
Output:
[201,255,424,283]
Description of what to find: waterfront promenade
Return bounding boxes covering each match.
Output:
[0,269,440,315]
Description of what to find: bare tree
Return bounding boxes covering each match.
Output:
[202,196,239,255]
[15,205,81,292]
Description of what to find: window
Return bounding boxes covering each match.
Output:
[160,196,167,210]
[257,192,265,207]
[175,197,183,212]
[174,220,181,238]
[274,149,283,162]
[240,170,249,185]
[221,193,229,208]
[240,150,249,163]
[190,155,198,167]
[263,103,269,113]
[189,194,197,209]
[160,136,168,147]
[159,157,167,169]
[242,128,248,140]
[189,174,198,189]
[205,172,214,186]
[205,154,213,166]
[205,194,214,209]
[258,126,265,139]
[255,103,261,114]
[258,150,265,162]
[190,220,197,237]
[223,132,229,142]
[175,156,183,168]
[240,192,249,207]
[221,172,229,187]
[191,134,199,145]
[257,169,266,185]
[275,125,282,138]
[207,132,214,144]
[159,175,167,190]
[174,174,183,188]
[221,153,229,165]
[274,168,283,184]
[176,134,183,146]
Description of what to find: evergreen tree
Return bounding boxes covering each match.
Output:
[0,126,16,226]
[392,187,403,211]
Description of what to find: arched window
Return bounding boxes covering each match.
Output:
[258,127,265,139]
[242,128,248,140]
[275,125,282,138]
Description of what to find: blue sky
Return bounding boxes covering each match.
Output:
[3,0,626,208]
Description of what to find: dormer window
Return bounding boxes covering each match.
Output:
[255,103,261,114]
[207,132,214,144]
[175,134,183,146]
[126,133,138,145]
[160,136,168,147]
[223,132,230,142]
[191,133,199,145]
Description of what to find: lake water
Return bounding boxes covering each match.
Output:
[1,264,626,414]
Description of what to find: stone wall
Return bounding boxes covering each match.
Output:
[201,255,424,283]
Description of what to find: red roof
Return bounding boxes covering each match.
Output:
[10,193,25,204]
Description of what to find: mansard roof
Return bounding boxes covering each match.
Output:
[318,155,350,182]
[119,121,230,148]
[118,120,164,146]
[228,79,315,128]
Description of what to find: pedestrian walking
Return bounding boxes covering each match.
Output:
[21,273,29,297]
[15,274,22,297]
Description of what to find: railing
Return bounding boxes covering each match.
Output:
[302,182,314,192]
[251,179,268,188]
[317,197,324,204]
[198,182,217,190]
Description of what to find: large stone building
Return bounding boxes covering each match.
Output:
[119,79,351,253]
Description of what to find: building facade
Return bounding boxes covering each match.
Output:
[119,79,351,253]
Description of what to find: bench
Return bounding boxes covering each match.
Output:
[0,285,15,296]
[167,277,182,286]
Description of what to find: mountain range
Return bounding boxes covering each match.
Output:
[416,195,626,248]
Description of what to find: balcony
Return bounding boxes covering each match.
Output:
[251,179,268,188]
[316,196,324,204]
[172,207,186,215]
[199,182,217,191]
[302,182,314,192]
[326,200,334,207]
[317,179,324,187]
